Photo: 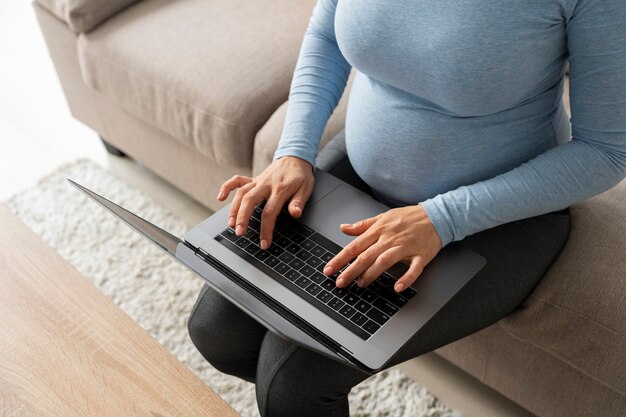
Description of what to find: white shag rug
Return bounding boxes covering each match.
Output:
[4,159,462,417]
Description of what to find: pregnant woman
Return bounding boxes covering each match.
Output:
[188,1,626,415]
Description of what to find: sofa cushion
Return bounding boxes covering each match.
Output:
[36,0,142,33]
[77,0,316,169]
[438,177,626,415]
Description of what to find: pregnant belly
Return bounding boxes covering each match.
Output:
[344,72,567,206]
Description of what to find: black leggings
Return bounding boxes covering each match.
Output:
[187,155,570,417]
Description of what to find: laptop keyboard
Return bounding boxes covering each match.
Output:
[214,203,416,340]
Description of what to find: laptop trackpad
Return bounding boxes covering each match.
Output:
[302,185,389,248]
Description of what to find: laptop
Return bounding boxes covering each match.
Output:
[68,167,485,374]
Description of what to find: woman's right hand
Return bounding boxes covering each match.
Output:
[216,156,315,250]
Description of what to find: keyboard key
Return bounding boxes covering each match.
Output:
[289,258,305,270]
[315,289,333,304]
[247,231,260,244]
[366,307,391,325]
[286,243,300,254]
[306,256,322,268]
[299,265,316,277]
[295,276,311,289]
[331,286,349,297]
[349,285,366,296]
[310,245,326,258]
[253,206,263,220]
[248,217,261,231]
[350,312,368,326]
[309,272,326,285]
[376,286,409,309]
[295,250,312,261]
[275,236,291,248]
[362,290,377,303]
[264,256,279,268]
[221,228,238,242]
[290,233,307,244]
[285,269,300,282]
[368,280,382,291]
[320,252,334,262]
[328,297,345,311]
[363,320,381,335]
[339,305,356,319]
[342,293,359,306]
[253,250,270,261]
[234,237,250,249]
[373,297,399,316]
[309,232,343,254]
[301,239,315,251]
[320,279,335,291]
[298,225,315,237]
[244,244,259,256]
[379,273,395,287]
[355,301,371,313]
[268,245,284,256]
[278,251,295,263]
[399,287,417,299]
[275,262,290,276]
[305,283,322,296]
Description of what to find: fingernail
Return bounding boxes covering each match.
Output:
[336,279,345,287]
[357,279,365,287]
[236,225,242,235]
[261,239,268,250]
[323,266,332,275]
[395,282,405,292]
[217,192,223,200]
[340,223,350,227]
[228,216,235,227]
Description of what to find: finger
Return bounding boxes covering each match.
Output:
[235,184,270,237]
[334,240,387,288]
[229,182,257,232]
[259,186,294,249]
[323,228,380,276]
[288,180,313,218]
[356,246,405,288]
[339,214,381,236]
[217,175,253,201]
[394,256,426,293]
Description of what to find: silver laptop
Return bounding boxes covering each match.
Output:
[68,168,485,374]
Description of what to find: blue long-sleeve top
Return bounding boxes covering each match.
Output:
[273,0,626,247]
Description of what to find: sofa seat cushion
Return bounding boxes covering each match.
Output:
[77,0,316,168]
[438,178,626,414]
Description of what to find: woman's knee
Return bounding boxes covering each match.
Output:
[187,284,266,381]
[256,334,368,417]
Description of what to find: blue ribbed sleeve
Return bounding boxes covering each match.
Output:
[272,0,351,169]
[421,0,626,246]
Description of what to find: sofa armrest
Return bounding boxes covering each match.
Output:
[35,0,142,33]
[252,72,354,176]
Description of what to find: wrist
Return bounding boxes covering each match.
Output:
[416,203,443,250]
[277,155,314,172]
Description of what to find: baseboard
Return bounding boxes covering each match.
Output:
[397,353,537,417]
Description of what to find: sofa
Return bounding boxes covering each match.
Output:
[34,1,625,416]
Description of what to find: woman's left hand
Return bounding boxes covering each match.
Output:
[323,204,442,293]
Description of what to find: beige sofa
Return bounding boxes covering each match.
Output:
[35,1,625,416]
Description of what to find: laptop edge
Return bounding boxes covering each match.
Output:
[67,179,375,374]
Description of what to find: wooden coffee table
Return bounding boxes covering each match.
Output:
[0,204,239,417]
